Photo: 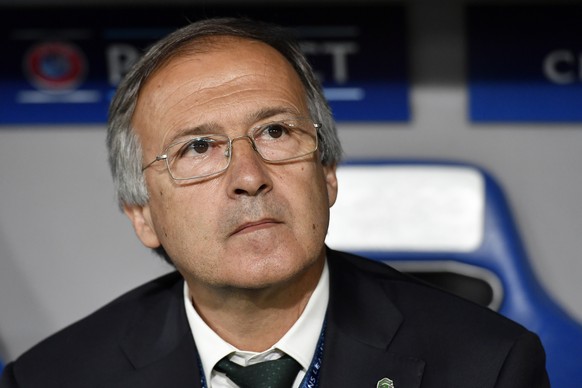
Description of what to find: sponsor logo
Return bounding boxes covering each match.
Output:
[24,41,87,92]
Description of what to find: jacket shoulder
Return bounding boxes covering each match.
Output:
[328,248,527,332]
[4,271,183,387]
[325,249,549,386]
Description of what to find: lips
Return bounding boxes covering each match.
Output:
[230,218,281,236]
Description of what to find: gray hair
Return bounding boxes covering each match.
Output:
[107,17,342,208]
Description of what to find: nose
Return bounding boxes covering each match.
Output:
[225,136,273,197]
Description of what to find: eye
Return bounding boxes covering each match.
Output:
[176,138,215,158]
[267,125,284,139]
[187,139,210,154]
[263,123,288,139]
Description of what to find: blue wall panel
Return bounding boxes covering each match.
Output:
[468,5,582,122]
[0,5,410,125]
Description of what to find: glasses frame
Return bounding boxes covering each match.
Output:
[141,119,321,181]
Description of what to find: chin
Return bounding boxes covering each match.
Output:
[228,268,298,290]
[225,255,321,290]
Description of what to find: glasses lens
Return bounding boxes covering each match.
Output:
[252,119,318,162]
[166,135,230,180]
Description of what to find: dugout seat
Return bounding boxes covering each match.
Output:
[325,160,582,387]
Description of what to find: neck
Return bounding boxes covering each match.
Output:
[185,258,324,352]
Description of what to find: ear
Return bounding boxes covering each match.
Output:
[322,164,338,207]
[123,204,161,249]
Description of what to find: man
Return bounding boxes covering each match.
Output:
[0,18,549,388]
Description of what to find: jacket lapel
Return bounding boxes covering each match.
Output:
[320,250,425,388]
[111,274,202,388]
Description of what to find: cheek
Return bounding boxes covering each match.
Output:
[148,186,188,238]
[162,183,223,227]
[292,170,331,228]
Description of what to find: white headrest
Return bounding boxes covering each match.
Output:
[326,164,485,252]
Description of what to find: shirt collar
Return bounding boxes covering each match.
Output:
[183,260,329,385]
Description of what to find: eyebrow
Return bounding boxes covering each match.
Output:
[248,106,304,123]
[167,124,218,144]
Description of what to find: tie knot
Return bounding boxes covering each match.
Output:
[215,354,301,388]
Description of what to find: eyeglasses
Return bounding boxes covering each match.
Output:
[142,118,320,181]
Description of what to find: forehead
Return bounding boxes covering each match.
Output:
[132,36,309,142]
[146,36,304,94]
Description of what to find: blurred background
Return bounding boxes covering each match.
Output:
[0,0,581,380]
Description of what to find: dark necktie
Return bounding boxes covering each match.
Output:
[215,354,301,388]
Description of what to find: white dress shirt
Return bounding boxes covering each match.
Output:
[183,260,329,388]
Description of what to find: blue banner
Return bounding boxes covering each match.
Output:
[0,5,409,125]
[468,5,582,122]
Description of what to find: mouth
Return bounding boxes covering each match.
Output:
[230,219,281,236]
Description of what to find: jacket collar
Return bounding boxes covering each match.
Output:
[115,273,201,388]
[321,249,425,387]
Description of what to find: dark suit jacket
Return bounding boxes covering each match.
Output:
[0,249,550,387]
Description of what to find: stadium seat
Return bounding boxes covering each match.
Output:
[326,160,582,388]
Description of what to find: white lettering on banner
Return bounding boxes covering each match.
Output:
[543,49,582,84]
[300,41,359,84]
[105,41,359,87]
[107,44,140,86]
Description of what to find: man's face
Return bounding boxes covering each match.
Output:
[125,37,338,290]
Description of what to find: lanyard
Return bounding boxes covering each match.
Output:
[198,320,326,388]
[298,319,326,388]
